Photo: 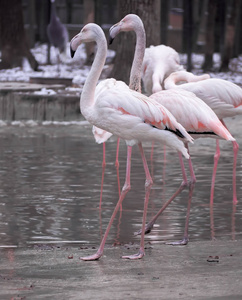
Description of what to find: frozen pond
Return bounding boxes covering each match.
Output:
[0,120,241,249]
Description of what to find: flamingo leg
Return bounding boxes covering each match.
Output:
[137,146,196,246]
[115,138,121,203]
[80,146,132,261]
[99,142,106,209]
[210,139,220,205]
[167,144,195,245]
[232,141,238,204]
[135,152,188,236]
[220,119,238,204]
[122,143,153,259]
[115,138,120,168]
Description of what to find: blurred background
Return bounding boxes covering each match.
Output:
[0,0,242,79]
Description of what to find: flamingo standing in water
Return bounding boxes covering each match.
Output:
[70,23,193,260]
[165,70,241,204]
[109,14,235,244]
[92,20,184,207]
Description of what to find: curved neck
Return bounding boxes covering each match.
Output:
[50,1,57,22]
[164,71,210,90]
[81,34,107,116]
[129,23,146,93]
[164,73,180,89]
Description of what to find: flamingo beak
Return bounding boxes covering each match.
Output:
[109,22,121,45]
[70,33,81,58]
[70,48,76,58]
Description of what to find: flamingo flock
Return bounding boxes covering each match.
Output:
[70,14,242,261]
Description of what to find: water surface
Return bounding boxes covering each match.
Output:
[0,121,241,248]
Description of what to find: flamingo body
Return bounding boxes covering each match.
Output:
[164,71,242,119]
[142,45,184,95]
[87,78,192,155]
[151,89,235,142]
[164,70,241,204]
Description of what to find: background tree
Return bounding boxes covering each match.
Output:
[109,0,161,85]
[182,0,193,71]
[202,0,217,71]
[220,0,241,71]
[0,0,38,70]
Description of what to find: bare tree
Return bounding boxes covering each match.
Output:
[0,0,38,70]
[83,0,95,65]
[220,0,241,71]
[202,0,217,71]
[183,0,193,71]
[109,0,160,85]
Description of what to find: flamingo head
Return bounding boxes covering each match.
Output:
[109,14,143,44]
[70,23,104,58]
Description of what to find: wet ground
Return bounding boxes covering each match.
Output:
[0,116,242,299]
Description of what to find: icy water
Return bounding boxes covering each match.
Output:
[0,121,241,249]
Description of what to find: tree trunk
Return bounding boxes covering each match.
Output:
[234,0,242,57]
[83,0,95,65]
[183,0,193,71]
[109,0,160,85]
[0,0,38,70]
[202,0,217,71]
[220,0,240,71]
[160,0,169,45]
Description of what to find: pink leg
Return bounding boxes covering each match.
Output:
[150,141,155,180]
[115,138,120,169]
[209,200,215,240]
[166,180,195,245]
[122,143,153,259]
[115,138,121,201]
[99,143,106,209]
[232,141,238,204]
[135,152,188,236]
[166,145,196,245]
[210,139,220,205]
[231,202,236,241]
[138,148,196,245]
[80,146,132,261]
[220,120,238,204]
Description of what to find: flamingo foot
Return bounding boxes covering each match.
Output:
[122,249,145,260]
[233,196,238,205]
[80,251,102,261]
[166,237,189,246]
[134,222,154,236]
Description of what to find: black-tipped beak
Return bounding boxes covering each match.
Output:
[109,36,114,45]
[70,48,76,58]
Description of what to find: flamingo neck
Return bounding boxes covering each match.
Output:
[164,73,180,89]
[50,1,58,23]
[164,71,210,90]
[129,22,146,93]
[81,33,107,118]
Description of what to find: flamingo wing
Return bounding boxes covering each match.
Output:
[94,79,193,144]
[151,89,235,141]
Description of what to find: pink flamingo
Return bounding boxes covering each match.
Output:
[109,14,235,244]
[165,70,241,204]
[92,21,184,207]
[70,23,193,260]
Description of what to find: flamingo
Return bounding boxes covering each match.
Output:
[47,0,69,72]
[165,70,241,204]
[70,23,193,260]
[109,14,235,244]
[92,19,184,206]
[141,45,184,96]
